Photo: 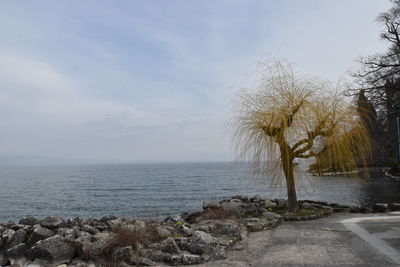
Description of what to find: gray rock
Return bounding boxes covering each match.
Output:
[0,226,5,235]
[139,257,156,266]
[349,206,361,213]
[155,226,171,240]
[203,200,220,210]
[216,237,234,247]
[164,216,184,226]
[273,198,287,208]
[220,199,259,217]
[264,199,277,208]
[360,206,373,213]
[5,243,27,258]
[231,243,244,251]
[175,237,190,251]
[3,229,26,250]
[149,250,170,262]
[9,224,28,231]
[160,237,180,254]
[112,246,134,263]
[39,216,65,230]
[181,252,204,264]
[81,218,96,227]
[250,195,262,203]
[82,225,99,235]
[90,233,114,257]
[243,217,279,232]
[129,256,156,266]
[261,211,282,220]
[188,231,217,255]
[373,203,388,213]
[56,228,77,240]
[169,254,182,266]
[75,231,92,245]
[177,225,192,237]
[19,217,39,226]
[220,199,243,211]
[68,259,89,267]
[1,229,14,249]
[390,203,400,211]
[107,219,123,231]
[27,235,77,264]
[0,254,9,266]
[195,220,241,239]
[100,215,117,222]
[65,217,81,228]
[301,202,313,209]
[209,245,226,260]
[27,227,55,248]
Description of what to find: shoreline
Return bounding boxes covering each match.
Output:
[1,196,400,266]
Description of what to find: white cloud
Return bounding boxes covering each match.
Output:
[0,51,231,162]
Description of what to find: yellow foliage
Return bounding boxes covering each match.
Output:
[232,59,371,210]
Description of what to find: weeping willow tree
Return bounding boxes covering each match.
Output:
[233,60,371,212]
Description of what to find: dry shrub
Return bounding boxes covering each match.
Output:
[113,225,143,250]
[144,222,164,243]
[195,208,239,222]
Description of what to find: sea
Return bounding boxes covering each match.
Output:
[0,162,399,222]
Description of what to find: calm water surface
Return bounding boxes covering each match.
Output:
[0,162,399,222]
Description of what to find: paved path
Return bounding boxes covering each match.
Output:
[193,213,400,267]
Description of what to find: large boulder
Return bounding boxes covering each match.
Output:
[5,243,27,258]
[26,227,55,248]
[0,255,9,266]
[373,203,388,213]
[2,229,26,250]
[194,220,242,239]
[1,229,15,249]
[56,228,77,240]
[390,203,400,211]
[176,225,192,237]
[220,199,260,217]
[90,233,114,257]
[273,199,287,208]
[112,246,135,264]
[75,231,92,246]
[26,235,78,264]
[149,250,170,263]
[188,231,217,255]
[181,253,204,265]
[39,216,65,230]
[155,226,172,240]
[264,199,277,208]
[82,225,99,235]
[160,237,180,254]
[19,217,39,226]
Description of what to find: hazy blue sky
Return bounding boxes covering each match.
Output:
[0,1,393,164]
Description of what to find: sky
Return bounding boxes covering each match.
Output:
[0,0,393,165]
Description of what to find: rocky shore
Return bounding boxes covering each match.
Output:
[1,196,399,267]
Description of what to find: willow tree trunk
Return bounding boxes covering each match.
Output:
[281,145,298,212]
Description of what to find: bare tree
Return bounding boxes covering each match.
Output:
[233,60,371,212]
[350,0,400,128]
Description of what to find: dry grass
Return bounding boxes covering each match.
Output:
[195,208,239,222]
[86,221,165,264]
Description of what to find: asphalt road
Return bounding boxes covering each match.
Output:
[193,212,400,267]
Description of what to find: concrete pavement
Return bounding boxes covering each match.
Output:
[193,213,400,266]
